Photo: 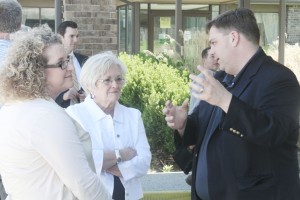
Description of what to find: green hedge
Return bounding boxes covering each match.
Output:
[119,52,190,157]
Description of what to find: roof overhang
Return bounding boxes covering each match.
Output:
[117,0,300,6]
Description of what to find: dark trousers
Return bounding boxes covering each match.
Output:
[0,175,7,200]
[112,175,125,200]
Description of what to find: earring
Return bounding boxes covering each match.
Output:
[91,93,95,99]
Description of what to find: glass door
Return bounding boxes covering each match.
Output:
[182,15,209,72]
[149,11,209,55]
[153,15,175,54]
[184,16,207,31]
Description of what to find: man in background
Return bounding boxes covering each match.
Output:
[0,1,22,199]
[55,21,88,108]
[189,47,219,114]
[0,0,22,66]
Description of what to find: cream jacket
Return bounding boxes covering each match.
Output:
[0,99,111,200]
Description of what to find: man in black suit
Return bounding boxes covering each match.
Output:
[55,21,88,108]
[163,8,300,200]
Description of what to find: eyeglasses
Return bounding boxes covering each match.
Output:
[98,77,125,85]
[45,58,70,70]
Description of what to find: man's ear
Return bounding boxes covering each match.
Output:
[230,31,240,47]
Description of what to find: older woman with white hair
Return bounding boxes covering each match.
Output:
[0,25,111,200]
[66,52,151,200]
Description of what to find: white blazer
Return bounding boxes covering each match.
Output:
[66,96,151,200]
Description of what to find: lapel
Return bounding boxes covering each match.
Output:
[74,52,88,67]
[195,72,226,148]
[231,48,267,98]
[195,101,215,148]
[206,106,223,141]
[113,102,123,124]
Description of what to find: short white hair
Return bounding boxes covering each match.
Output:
[80,51,127,94]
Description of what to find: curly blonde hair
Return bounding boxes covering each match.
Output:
[0,24,61,103]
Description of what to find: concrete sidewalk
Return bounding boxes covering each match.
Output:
[140,151,300,193]
[141,172,191,192]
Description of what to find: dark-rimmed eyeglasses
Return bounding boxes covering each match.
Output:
[45,58,70,70]
[98,77,125,86]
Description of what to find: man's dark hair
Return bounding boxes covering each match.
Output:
[57,21,78,36]
[206,8,260,45]
[201,47,211,59]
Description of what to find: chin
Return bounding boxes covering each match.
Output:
[110,96,120,103]
[65,82,73,89]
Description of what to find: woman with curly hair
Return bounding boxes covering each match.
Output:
[0,25,112,200]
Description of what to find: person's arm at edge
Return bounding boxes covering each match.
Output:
[31,111,112,200]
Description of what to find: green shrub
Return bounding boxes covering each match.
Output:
[162,164,174,172]
[140,50,186,71]
[119,52,190,163]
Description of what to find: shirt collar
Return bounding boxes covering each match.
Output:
[84,95,122,123]
[226,47,263,89]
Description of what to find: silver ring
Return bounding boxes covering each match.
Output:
[199,87,204,94]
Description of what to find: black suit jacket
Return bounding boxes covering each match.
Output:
[181,48,300,200]
[55,52,88,108]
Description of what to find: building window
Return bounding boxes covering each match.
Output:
[140,4,149,51]
[22,7,55,31]
[118,5,133,53]
[255,12,279,46]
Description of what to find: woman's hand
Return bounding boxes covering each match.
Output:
[106,165,122,177]
[119,147,137,162]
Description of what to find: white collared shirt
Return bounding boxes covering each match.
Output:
[0,39,11,109]
[66,96,152,200]
[0,39,11,67]
[70,52,82,88]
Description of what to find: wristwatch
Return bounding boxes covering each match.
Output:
[115,149,122,164]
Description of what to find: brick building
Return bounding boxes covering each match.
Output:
[62,0,118,55]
